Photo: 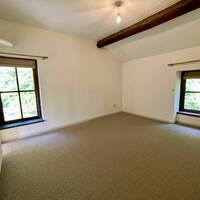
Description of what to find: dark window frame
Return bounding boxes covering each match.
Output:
[0,56,42,127]
[179,70,200,115]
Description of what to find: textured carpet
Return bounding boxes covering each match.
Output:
[1,112,200,200]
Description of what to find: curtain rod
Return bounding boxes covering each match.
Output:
[168,59,200,66]
[0,52,48,60]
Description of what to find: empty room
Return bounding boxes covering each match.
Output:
[0,0,200,199]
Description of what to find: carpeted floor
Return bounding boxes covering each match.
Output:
[0,112,200,200]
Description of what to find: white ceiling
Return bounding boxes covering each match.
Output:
[108,9,200,62]
[0,0,180,40]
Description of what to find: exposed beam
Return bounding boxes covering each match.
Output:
[97,0,200,48]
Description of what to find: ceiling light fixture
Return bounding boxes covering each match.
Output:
[115,1,123,24]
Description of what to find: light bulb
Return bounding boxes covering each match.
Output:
[116,14,122,24]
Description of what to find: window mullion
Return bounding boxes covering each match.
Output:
[0,93,5,124]
[15,67,23,119]
[179,77,186,111]
[33,67,41,117]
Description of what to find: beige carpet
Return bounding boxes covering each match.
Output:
[1,112,200,200]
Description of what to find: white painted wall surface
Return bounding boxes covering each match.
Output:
[176,114,200,128]
[0,19,122,142]
[122,46,200,125]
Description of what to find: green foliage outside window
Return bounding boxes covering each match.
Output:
[0,67,38,121]
[184,79,200,111]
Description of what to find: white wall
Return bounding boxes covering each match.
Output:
[0,19,122,142]
[122,46,200,125]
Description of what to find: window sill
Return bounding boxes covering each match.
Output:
[0,118,45,130]
[177,111,200,118]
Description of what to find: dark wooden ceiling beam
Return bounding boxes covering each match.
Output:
[97,0,200,48]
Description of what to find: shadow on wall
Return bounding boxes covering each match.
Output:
[173,71,181,122]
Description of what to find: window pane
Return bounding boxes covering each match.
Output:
[184,93,200,111]
[1,93,22,121]
[17,68,35,91]
[21,92,38,118]
[0,67,17,91]
[185,79,200,92]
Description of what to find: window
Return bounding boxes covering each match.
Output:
[179,70,200,115]
[0,56,42,128]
